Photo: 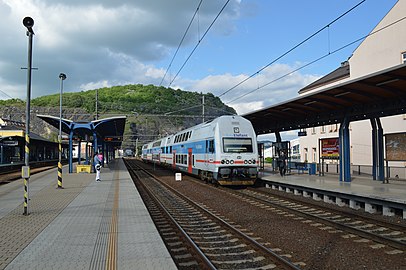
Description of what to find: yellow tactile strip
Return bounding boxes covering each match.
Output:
[89,166,120,270]
[106,169,120,270]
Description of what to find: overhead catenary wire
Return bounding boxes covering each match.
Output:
[218,0,366,99]
[0,89,14,100]
[168,0,231,88]
[225,15,406,105]
[159,0,203,86]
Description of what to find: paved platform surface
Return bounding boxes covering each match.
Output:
[0,159,177,270]
[260,169,406,204]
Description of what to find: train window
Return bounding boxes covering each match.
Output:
[153,140,162,147]
[208,140,215,153]
[222,138,253,153]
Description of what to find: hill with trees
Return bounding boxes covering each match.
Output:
[0,84,236,152]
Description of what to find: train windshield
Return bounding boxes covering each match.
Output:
[222,138,253,153]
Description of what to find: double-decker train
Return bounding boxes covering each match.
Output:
[141,115,258,185]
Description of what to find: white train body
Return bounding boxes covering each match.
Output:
[142,115,258,185]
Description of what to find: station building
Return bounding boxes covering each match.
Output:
[0,118,67,164]
[297,1,406,176]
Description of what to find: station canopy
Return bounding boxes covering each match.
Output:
[243,63,406,134]
[37,115,126,147]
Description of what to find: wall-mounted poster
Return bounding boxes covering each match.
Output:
[320,138,339,159]
[385,132,406,161]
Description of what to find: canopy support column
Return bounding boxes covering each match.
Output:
[339,118,351,182]
[77,140,81,165]
[69,129,74,173]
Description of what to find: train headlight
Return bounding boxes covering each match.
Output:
[225,160,230,164]
[230,160,234,164]
[244,160,248,164]
[221,160,225,164]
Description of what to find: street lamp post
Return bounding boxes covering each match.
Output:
[22,17,34,215]
[58,73,67,189]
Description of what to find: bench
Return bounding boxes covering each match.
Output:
[295,162,308,174]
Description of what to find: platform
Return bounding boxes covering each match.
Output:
[259,169,406,218]
[0,159,177,270]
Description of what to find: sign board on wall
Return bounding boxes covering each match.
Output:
[385,132,406,161]
[320,138,339,159]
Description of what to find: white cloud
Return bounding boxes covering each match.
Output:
[181,64,320,114]
[0,0,243,100]
[79,80,110,92]
[0,0,322,118]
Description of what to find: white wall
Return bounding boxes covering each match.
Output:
[297,1,406,167]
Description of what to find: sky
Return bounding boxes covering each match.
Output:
[0,0,399,121]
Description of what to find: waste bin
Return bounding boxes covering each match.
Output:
[308,163,316,175]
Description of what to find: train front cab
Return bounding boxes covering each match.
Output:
[216,137,258,185]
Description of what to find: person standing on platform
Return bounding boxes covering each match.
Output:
[98,153,103,167]
[94,152,101,182]
[278,151,287,177]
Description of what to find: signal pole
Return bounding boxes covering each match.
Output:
[58,73,67,189]
[22,17,35,215]
[202,94,205,123]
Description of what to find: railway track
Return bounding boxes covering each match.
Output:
[232,188,406,253]
[125,159,302,270]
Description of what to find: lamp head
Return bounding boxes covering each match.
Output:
[23,17,34,34]
[59,73,67,80]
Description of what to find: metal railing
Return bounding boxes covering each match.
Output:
[262,161,406,180]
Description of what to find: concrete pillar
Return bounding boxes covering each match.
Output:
[324,196,335,204]
[336,197,346,207]
[365,203,377,214]
[313,193,322,201]
[350,199,361,210]
[383,205,395,217]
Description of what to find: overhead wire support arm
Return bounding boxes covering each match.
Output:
[163,104,203,115]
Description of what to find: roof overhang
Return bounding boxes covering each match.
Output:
[243,63,406,134]
[37,115,127,147]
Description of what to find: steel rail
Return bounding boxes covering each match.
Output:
[238,189,406,251]
[135,161,302,270]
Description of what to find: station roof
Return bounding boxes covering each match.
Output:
[37,115,126,146]
[243,63,406,135]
